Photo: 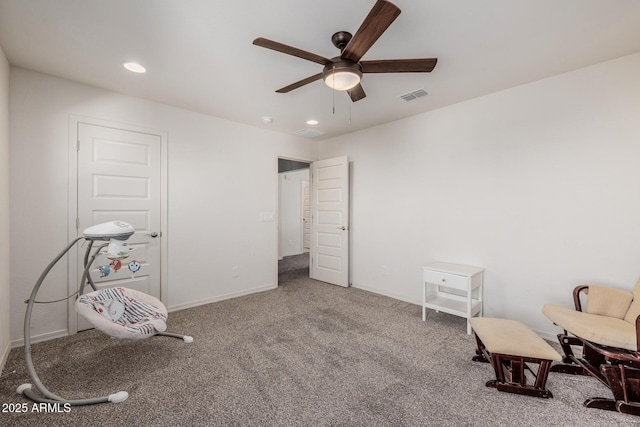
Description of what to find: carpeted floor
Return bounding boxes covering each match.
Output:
[1,267,639,426]
[278,252,309,274]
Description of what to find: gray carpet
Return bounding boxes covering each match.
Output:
[278,253,309,274]
[1,268,639,426]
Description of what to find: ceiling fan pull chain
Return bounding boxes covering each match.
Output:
[332,65,336,114]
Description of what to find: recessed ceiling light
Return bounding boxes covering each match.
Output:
[262,116,273,124]
[306,119,318,125]
[122,62,146,73]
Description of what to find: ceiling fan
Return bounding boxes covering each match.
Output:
[253,0,437,102]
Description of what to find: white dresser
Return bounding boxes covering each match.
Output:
[422,262,484,334]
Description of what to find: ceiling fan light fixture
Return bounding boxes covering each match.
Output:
[323,70,361,91]
[322,61,362,91]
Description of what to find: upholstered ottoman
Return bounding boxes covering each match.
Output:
[470,317,561,398]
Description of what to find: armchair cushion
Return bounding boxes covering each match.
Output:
[585,285,633,319]
[542,303,637,351]
[624,277,640,324]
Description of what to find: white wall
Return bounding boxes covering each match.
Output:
[7,52,640,345]
[319,53,640,338]
[9,68,317,343]
[279,168,309,258]
[0,45,10,369]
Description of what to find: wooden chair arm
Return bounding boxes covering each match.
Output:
[636,315,640,353]
[573,285,589,312]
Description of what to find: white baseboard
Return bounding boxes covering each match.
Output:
[9,285,278,347]
[533,329,558,342]
[168,284,277,312]
[352,283,561,342]
[11,329,69,349]
[0,340,10,374]
[351,283,421,306]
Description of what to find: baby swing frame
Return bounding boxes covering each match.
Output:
[17,223,191,405]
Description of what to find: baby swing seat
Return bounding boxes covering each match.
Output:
[77,287,176,340]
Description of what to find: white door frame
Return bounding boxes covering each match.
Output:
[301,178,310,250]
[275,154,313,287]
[67,115,168,334]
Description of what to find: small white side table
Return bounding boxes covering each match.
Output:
[422,262,484,334]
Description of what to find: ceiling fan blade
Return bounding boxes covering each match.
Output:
[253,37,332,66]
[347,84,366,102]
[276,73,323,93]
[341,0,401,63]
[360,58,438,73]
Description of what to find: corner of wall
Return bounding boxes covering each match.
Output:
[0,44,11,374]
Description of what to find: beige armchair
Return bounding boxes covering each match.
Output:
[543,278,640,416]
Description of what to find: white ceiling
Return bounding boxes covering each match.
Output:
[1,0,639,140]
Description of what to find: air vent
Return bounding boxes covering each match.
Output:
[292,128,325,139]
[400,89,428,101]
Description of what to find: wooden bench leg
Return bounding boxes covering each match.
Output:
[472,335,555,399]
[535,360,552,390]
[472,333,490,363]
[491,354,554,398]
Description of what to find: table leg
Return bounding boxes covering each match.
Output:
[422,282,426,321]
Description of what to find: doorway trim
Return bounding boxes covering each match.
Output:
[275,154,314,287]
[67,115,169,334]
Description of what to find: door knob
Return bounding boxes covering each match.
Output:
[337,226,346,230]
[146,232,160,238]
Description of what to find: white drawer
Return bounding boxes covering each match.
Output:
[423,269,468,291]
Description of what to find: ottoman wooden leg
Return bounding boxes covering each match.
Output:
[472,334,490,363]
[472,334,555,398]
[490,354,553,398]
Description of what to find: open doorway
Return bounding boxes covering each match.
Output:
[278,158,310,284]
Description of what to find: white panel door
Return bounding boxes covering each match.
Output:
[310,156,349,287]
[77,123,162,329]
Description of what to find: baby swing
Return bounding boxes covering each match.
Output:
[17,221,193,405]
